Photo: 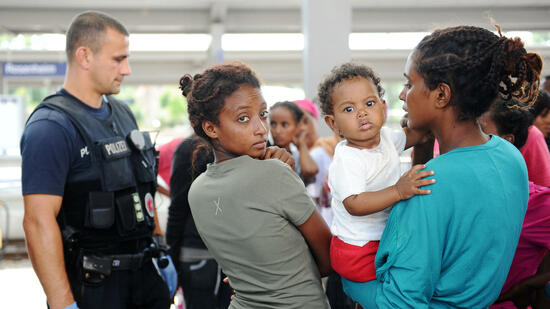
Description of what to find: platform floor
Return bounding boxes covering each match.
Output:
[0,257,46,308]
[0,254,185,309]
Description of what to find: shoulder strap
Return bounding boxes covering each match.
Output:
[37,93,96,146]
[105,95,138,128]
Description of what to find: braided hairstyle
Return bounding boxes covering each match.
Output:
[414,25,542,121]
[317,62,385,116]
[179,62,261,141]
[270,101,304,124]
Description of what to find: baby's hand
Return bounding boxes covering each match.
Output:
[394,164,435,200]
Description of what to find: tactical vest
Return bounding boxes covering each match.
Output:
[33,94,157,252]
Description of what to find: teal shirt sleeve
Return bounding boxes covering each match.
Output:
[363,195,443,308]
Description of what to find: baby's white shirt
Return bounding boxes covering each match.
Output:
[329,126,406,246]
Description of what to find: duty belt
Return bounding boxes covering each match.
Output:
[82,252,147,276]
[180,247,214,263]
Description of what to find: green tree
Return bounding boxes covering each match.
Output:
[158,87,188,127]
[9,86,49,112]
[533,32,550,46]
[382,82,406,125]
[115,86,145,126]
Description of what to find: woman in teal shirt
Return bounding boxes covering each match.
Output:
[342,25,542,308]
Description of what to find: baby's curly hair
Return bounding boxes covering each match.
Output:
[317,62,385,116]
[179,62,261,141]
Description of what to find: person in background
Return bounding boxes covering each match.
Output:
[519,92,550,188]
[531,91,550,152]
[166,134,232,309]
[478,98,550,309]
[293,98,333,219]
[345,25,541,308]
[182,62,332,309]
[293,99,321,182]
[295,98,352,308]
[270,101,318,181]
[20,11,176,309]
[295,99,320,151]
[542,75,550,94]
[156,137,184,196]
[307,131,342,226]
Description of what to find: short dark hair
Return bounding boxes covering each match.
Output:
[532,90,550,118]
[270,101,304,124]
[317,62,385,116]
[414,25,542,121]
[66,11,129,61]
[180,62,261,142]
[488,98,532,149]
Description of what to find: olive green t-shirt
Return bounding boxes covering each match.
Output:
[188,155,329,309]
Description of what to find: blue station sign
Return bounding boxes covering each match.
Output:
[2,62,66,77]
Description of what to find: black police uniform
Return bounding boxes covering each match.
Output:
[34,93,170,309]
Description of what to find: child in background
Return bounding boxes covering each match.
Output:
[294,99,320,151]
[318,62,435,290]
[293,98,334,221]
[478,98,550,309]
[294,99,321,182]
[531,91,550,145]
[307,131,342,226]
[270,101,318,181]
[182,63,332,309]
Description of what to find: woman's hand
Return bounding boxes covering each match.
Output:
[495,282,532,309]
[223,277,236,300]
[494,270,550,309]
[262,146,296,170]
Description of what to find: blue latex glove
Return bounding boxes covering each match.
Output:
[65,302,79,309]
[545,280,550,298]
[154,254,178,298]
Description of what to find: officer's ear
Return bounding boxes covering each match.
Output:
[202,120,218,139]
[74,46,92,70]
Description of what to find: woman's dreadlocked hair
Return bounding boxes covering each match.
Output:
[179,62,261,141]
[414,25,542,121]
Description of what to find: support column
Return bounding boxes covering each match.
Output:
[302,0,351,101]
[207,3,226,65]
[208,23,224,65]
[1,77,6,95]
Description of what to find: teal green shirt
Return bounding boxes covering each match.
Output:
[355,136,528,308]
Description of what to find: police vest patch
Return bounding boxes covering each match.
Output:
[100,138,131,159]
[145,193,155,217]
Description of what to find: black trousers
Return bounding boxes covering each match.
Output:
[69,259,171,309]
[326,273,356,309]
[180,259,231,309]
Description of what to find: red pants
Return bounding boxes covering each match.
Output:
[330,236,378,282]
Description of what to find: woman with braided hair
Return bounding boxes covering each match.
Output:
[341,25,542,308]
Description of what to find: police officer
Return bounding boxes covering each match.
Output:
[21,11,176,309]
